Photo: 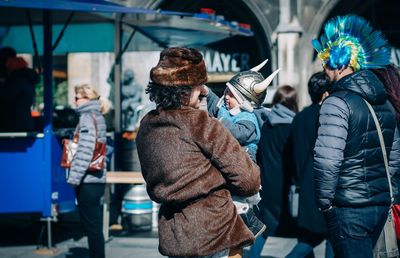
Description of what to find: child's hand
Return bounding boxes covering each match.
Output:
[202,85,209,96]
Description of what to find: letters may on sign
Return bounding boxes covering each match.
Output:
[202,51,250,73]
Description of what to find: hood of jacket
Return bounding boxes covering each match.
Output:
[75,100,101,115]
[332,69,387,105]
[267,103,295,126]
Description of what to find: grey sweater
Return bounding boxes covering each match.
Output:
[67,100,107,185]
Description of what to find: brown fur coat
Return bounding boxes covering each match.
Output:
[136,107,260,256]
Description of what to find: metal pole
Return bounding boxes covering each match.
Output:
[43,11,53,249]
[43,11,53,128]
[47,218,52,248]
[114,14,122,133]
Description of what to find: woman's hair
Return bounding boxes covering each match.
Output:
[146,82,193,109]
[272,85,299,112]
[74,84,110,114]
[372,65,400,123]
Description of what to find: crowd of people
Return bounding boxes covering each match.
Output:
[135,14,400,258]
[3,12,400,258]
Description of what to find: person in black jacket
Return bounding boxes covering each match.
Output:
[0,49,39,132]
[312,15,400,258]
[248,85,298,258]
[286,72,333,258]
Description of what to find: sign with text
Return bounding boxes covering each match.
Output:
[201,51,250,73]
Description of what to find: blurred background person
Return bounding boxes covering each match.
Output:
[249,85,298,258]
[0,47,39,132]
[67,84,110,258]
[0,46,16,84]
[285,72,333,258]
[120,69,142,138]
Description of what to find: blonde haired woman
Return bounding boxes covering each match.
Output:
[68,84,109,258]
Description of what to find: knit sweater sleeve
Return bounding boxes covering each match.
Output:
[67,114,97,186]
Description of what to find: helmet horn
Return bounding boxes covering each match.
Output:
[253,68,281,93]
[250,59,268,72]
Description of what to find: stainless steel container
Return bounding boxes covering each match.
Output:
[122,184,152,231]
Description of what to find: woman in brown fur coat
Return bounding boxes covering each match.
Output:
[136,47,260,258]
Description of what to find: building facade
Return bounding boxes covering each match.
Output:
[110,0,399,107]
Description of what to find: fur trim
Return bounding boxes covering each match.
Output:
[150,47,207,87]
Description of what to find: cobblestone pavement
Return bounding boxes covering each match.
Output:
[0,214,326,258]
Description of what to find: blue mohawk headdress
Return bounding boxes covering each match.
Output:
[312,15,391,71]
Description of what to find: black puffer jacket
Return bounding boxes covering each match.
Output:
[314,70,400,210]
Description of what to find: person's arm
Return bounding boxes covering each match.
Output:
[389,126,400,203]
[206,87,221,117]
[196,113,260,196]
[67,114,97,186]
[314,96,349,211]
[218,109,258,145]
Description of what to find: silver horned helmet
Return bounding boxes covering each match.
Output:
[226,59,280,107]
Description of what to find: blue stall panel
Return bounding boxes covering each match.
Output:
[0,136,47,214]
[0,134,75,216]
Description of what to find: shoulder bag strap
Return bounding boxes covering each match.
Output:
[72,113,99,142]
[363,99,393,202]
[90,113,99,139]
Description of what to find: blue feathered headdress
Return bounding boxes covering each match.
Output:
[312,15,391,71]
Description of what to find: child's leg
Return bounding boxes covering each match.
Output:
[248,234,267,258]
[232,195,250,214]
[232,195,266,238]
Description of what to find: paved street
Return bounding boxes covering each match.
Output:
[0,213,326,258]
[0,235,326,258]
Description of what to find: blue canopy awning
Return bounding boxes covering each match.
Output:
[0,0,253,52]
[1,23,115,54]
[0,0,189,16]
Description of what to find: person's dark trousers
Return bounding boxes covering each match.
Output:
[76,183,106,258]
[286,227,334,258]
[324,205,389,258]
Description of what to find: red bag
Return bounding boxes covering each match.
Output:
[60,114,106,171]
[392,204,400,240]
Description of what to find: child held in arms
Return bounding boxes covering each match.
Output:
[205,59,280,238]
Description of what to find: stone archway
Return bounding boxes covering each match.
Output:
[297,0,399,107]
[297,0,340,107]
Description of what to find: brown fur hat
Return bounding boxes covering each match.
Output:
[150,47,207,87]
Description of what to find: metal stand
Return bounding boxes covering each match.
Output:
[35,217,59,256]
[37,217,53,248]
